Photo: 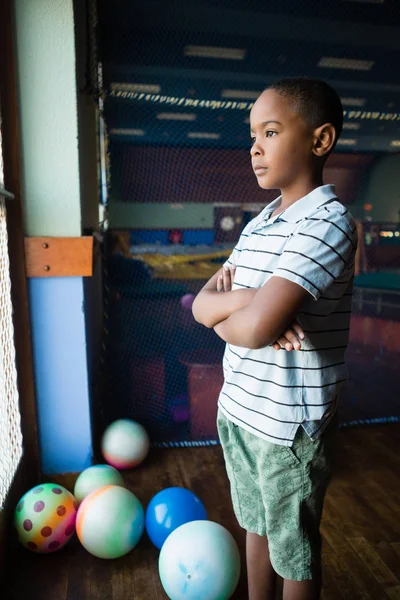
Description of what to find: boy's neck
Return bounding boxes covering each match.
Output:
[277,174,324,212]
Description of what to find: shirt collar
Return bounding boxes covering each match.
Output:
[263,184,337,224]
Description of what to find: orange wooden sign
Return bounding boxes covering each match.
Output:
[24,237,93,278]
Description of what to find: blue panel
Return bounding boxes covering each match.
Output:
[182,229,215,245]
[130,230,169,245]
[28,277,93,474]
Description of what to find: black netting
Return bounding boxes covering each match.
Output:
[95,0,400,446]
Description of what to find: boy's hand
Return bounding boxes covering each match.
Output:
[272,322,305,351]
[217,266,236,292]
[193,265,257,328]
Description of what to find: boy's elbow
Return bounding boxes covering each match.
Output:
[191,296,212,328]
[192,311,210,328]
[248,338,269,350]
[191,299,201,324]
[246,335,265,350]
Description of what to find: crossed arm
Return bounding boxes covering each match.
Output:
[192,266,309,350]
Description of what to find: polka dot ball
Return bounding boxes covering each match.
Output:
[14,483,77,553]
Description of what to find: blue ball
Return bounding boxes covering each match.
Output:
[145,487,207,549]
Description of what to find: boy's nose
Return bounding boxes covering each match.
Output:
[250,144,262,156]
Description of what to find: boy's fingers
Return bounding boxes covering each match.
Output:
[223,267,232,291]
[292,322,305,340]
[282,329,301,350]
[230,267,236,288]
[276,336,294,351]
[272,323,304,351]
[217,275,223,292]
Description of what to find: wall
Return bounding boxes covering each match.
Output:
[109,202,214,229]
[357,154,400,223]
[14,0,81,237]
[14,0,93,475]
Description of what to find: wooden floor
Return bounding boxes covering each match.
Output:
[4,423,400,600]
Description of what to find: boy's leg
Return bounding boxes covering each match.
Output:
[283,567,321,600]
[259,420,336,600]
[246,532,322,600]
[217,409,335,600]
[217,411,277,599]
[246,532,277,600]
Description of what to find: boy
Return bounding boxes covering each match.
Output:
[192,77,357,600]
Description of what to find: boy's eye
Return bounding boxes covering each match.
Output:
[250,131,276,145]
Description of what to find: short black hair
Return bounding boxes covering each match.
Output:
[267,77,344,150]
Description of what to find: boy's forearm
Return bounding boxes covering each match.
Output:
[192,288,257,328]
[214,307,273,349]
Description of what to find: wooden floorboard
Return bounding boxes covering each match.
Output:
[4,423,400,600]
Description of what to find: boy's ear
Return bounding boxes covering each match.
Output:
[312,123,336,157]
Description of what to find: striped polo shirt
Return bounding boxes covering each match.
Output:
[218,184,357,446]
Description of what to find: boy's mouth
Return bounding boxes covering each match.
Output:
[253,165,268,174]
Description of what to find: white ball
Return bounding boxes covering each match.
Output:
[74,464,125,505]
[159,520,241,600]
[101,419,150,469]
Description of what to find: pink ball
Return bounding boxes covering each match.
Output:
[181,294,195,311]
[101,419,150,470]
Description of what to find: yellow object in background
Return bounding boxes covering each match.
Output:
[113,232,232,279]
[137,250,231,279]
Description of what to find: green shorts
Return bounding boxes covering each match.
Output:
[217,410,337,581]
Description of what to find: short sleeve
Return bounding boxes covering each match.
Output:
[273,215,356,299]
[224,247,239,268]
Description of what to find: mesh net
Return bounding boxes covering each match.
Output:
[0,192,23,506]
[0,113,4,186]
[99,106,400,445]
[97,1,400,446]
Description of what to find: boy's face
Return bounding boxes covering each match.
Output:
[249,89,315,191]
